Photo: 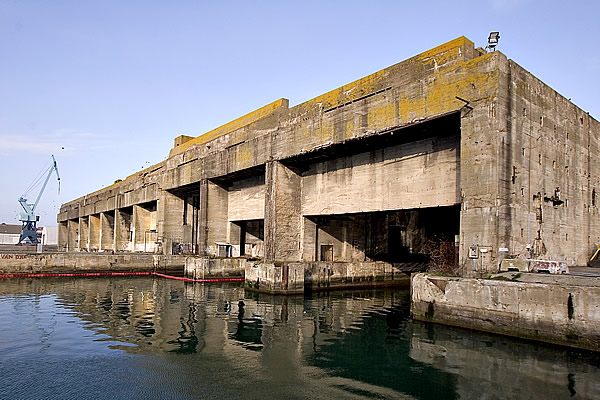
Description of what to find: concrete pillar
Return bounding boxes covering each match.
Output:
[66,219,79,252]
[264,161,302,261]
[157,189,185,255]
[460,107,501,275]
[58,221,68,252]
[115,208,132,251]
[100,211,115,251]
[89,214,100,251]
[301,217,317,261]
[133,205,147,252]
[229,222,242,257]
[78,216,89,251]
[198,179,228,256]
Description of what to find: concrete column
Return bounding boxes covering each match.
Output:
[264,161,302,261]
[100,211,115,251]
[115,208,132,251]
[207,181,229,255]
[67,219,79,252]
[157,189,185,255]
[133,205,147,252]
[58,221,68,252]
[89,214,101,251]
[229,222,242,257]
[460,107,501,275]
[301,217,317,261]
[198,179,228,256]
[78,216,90,251]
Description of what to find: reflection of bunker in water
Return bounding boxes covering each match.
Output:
[409,323,600,399]
[3,277,600,399]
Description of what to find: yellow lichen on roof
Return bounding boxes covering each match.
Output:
[293,36,475,114]
[415,36,474,63]
[169,98,289,157]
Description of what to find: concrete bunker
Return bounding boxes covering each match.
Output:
[58,36,600,280]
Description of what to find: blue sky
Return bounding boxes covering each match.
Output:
[0,0,598,225]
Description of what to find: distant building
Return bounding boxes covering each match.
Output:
[0,223,21,244]
[0,223,58,245]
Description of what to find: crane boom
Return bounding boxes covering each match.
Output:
[32,155,60,213]
[18,155,61,245]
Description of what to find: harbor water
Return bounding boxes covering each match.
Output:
[1,277,599,399]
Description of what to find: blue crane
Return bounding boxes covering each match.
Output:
[18,155,61,244]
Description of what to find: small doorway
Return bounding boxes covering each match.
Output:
[320,244,334,261]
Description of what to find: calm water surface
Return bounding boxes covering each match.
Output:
[1,277,599,400]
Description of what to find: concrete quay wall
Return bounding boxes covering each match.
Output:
[245,261,410,294]
[411,273,600,351]
[184,257,246,279]
[0,253,186,275]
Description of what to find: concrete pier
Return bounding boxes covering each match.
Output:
[245,261,410,294]
[411,273,600,352]
[184,257,246,280]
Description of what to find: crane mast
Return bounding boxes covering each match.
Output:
[18,155,61,244]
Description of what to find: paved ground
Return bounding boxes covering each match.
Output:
[493,268,600,287]
[569,266,600,277]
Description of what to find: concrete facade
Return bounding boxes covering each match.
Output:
[58,36,600,282]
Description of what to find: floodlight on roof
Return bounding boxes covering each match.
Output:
[486,31,500,51]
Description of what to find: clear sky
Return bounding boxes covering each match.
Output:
[1,0,598,226]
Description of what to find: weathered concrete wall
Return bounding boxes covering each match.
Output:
[99,211,114,251]
[58,221,67,250]
[459,54,600,272]
[304,261,410,290]
[205,181,228,255]
[79,216,89,251]
[264,161,302,261]
[411,273,600,351]
[227,176,265,222]
[115,208,132,251]
[184,257,246,279]
[245,262,306,294]
[302,136,459,215]
[494,60,600,266]
[245,261,409,294]
[89,214,100,251]
[0,253,186,274]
